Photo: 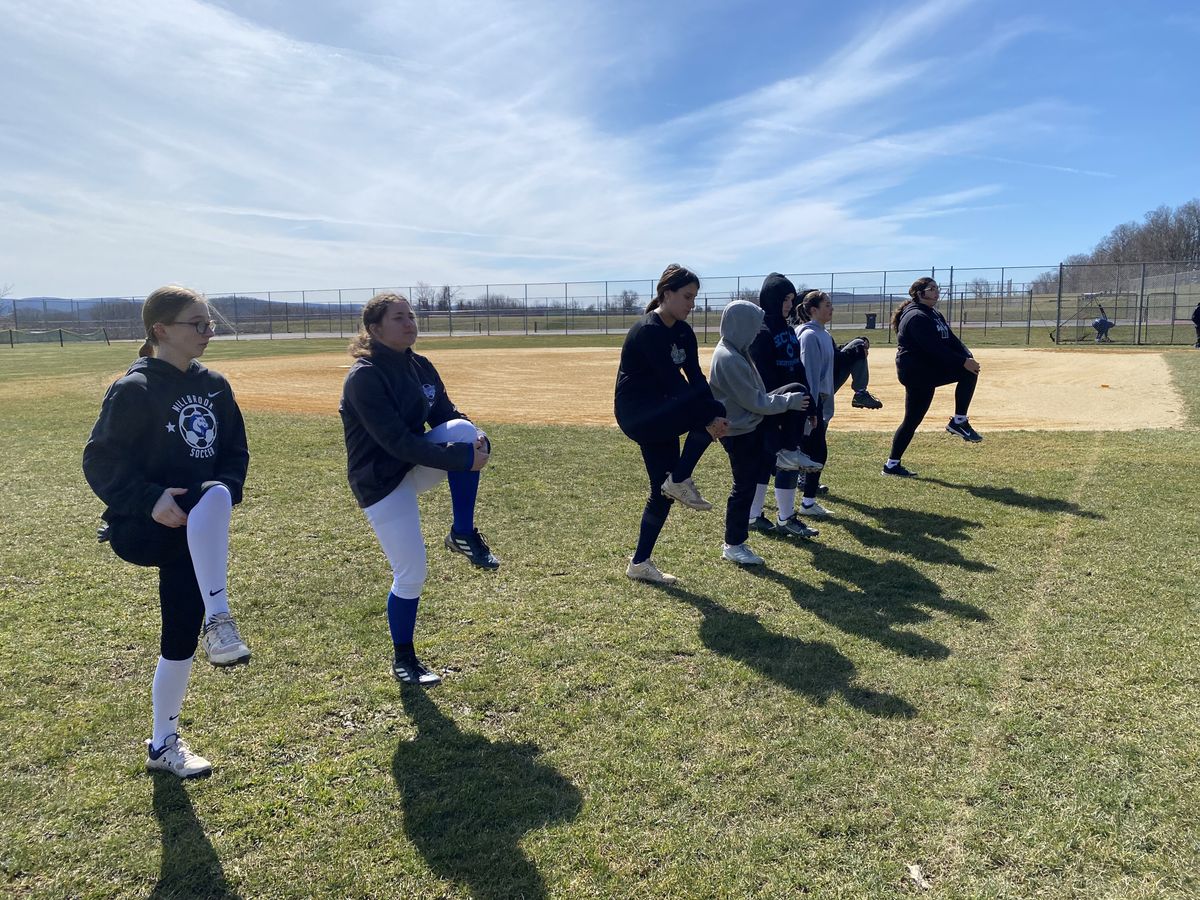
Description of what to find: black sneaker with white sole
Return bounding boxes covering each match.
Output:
[749,515,777,534]
[445,528,500,569]
[882,462,917,478]
[776,515,819,539]
[392,649,442,686]
[945,418,983,442]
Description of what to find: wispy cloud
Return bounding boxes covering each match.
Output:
[0,0,1108,295]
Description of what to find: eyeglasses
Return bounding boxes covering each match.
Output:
[168,319,216,335]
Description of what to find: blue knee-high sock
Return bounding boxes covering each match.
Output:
[447,470,480,534]
[387,593,420,650]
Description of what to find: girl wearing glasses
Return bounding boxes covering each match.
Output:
[83,286,250,778]
[882,278,983,478]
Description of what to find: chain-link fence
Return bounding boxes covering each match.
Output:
[3,261,1198,347]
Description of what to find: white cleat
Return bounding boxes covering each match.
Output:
[722,543,765,566]
[202,612,251,667]
[797,501,830,517]
[626,557,678,584]
[146,734,212,778]
[660,475,713,511]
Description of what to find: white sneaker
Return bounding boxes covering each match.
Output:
[775,448,824,473]
[626,557,678,584]
[797,501,830,517]
[202,612,251,667]
[146,733,212,778]
[660,476,712,511]
[722,543,765,566]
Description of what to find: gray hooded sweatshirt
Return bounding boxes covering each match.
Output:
[710,301,810,436]
[797,319,836,421]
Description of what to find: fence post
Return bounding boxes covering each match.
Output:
[1137,263,1147,345]
[8,328,12,348]
[12,299,17,330]
[448,297,454,336]
[1026,289,1033,345]
[302,291,309,338]
[102,327,110,346]
[1054,264,1064,344]
[338,289,344,338]
[233,295,240,340]
[524,285,528,335]
[268,294,274,339]
[564,284,569,335]
[604,281,608,334]
[58,328,64,347]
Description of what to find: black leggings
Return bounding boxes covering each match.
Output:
[888,371,977,461]
[106,484,211,661]
[834,340,869,393]
[720,428,764,546]
[623,395,725,564]
[802,417,829,498]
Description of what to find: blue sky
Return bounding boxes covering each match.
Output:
[2,0,1197,297]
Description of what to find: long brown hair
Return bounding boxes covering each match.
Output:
[349,292,409,358]
[645,264,700,313]
[798,289,829,323]
[139,285,205,357]
[890,277,938,331]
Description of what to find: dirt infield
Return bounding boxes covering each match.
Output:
[215,346,1183,432]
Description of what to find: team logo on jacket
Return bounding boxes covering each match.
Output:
[169,394,218,458]
[421,383,436,401]
[670,344,685,365]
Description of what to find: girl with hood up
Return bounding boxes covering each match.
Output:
[709,301,814,565]
[747,272,822,537]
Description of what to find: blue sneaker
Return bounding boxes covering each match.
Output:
[445,529,500,569]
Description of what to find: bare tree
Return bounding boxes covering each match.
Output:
[435,285,458,312]
[968,277,990,299]
[412,281,436,311]
[616,289,640,313]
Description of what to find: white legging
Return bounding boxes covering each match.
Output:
[363,418,482,597]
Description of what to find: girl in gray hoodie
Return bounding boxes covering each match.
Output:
[709,301,815,565]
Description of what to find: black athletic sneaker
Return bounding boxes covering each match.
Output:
[851,390,883,409]
[392,650,442,686]
[945,418,983,443]
[817,484,829,495]
[882,463,917,478]
[445,529,501,569]
[776,515,819,539]
[749,515,777,534]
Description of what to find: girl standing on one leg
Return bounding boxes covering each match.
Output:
[340,293,496,687]
[615,264,729,584]
[746,272,821,539]
[709,301,812,566]
[83,286,251,779]
[796,291,839,518]
[882,278,983,479]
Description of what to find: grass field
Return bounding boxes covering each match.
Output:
[2,339,1198,898]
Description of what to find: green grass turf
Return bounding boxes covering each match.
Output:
[1,344,1198,897]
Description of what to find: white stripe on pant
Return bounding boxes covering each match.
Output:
[363,418,482,598]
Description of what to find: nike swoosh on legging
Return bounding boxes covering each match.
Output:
[209,588,225,597]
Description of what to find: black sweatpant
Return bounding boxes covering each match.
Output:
[720,428,764,546]
[625,395,725,564]
[106,484,211,661]
[754,383,808,492]
[888,370,977,461]
[833,339,870,393]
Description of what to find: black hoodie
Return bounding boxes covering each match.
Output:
[83,357,249,522]
[339,342,475,509]
[894,302,972,384]
[748,272,808,392]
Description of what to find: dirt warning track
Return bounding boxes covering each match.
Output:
[213,346,1183,432]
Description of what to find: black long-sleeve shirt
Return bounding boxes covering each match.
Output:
[895,303,972,384]
[83,357,249,522]
[340,342,475,508]
[614,311,716,430]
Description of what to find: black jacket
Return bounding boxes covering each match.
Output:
[895,302,972,384]
[83,357,249,522]
[614,311,716,431]
[1192,303,1200,326]
[340,343,475,508]
[749,272,808,392]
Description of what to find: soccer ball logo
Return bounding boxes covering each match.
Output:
[178,404,217,451]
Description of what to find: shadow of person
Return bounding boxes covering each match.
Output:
[919,477,1103,520]
[832,497,995,572]
[393,687,582,900]
[149,773,241,900]
[749,544,988,661]
[660,585,915,719]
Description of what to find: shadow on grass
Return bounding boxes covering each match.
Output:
[149,773,240,900]
[831,498,994,572]
[920,477,1103,519]
[659,585,916,719]
[393,687,582,900]
[749,544,989,660]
